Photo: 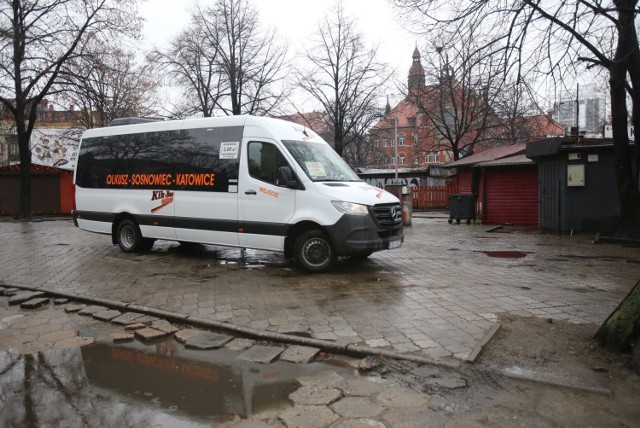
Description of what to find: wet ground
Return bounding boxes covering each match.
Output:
[2,289,639,427]
[1,213,640,426]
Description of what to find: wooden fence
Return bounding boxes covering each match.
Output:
[411,183,456,210]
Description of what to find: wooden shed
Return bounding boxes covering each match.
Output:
[0,164,74,216]
[446,144,539,226]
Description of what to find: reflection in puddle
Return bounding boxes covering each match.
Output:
[0,339,354,427]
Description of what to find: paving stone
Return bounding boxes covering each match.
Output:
[225,338,255,351]
[54,336,95,349]
[297,370,345,388]
[150,319,179,334]
[111,312,146,325]
[333,419,386,428]
[93,310,122,322]
[381,407,448,428]
[278,405,339,428]
[133,315,160,324]
[124,323,147,331]
[331,397,385,419]
[53,298,69,305]
[377,386,431,408]
[20,298,50,309]
[236,345,284,363]
[338,379,388,397]
[134,327,170,341]
[78,305,106,316]
[9,291,45,305]
[40,330,77,342]
[279,345,320,364]
[64,304,87,313]
[289,385,342,406]
[111,332,135,342]
[174,328,205,344]
[423,376,467,391]
[185,332,233,350]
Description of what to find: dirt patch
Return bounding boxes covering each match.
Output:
[382,315,640,426]
[470,315,640,425]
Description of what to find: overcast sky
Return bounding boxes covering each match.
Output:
[139,0,417,111]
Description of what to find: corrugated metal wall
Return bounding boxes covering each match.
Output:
[483,165,538,226]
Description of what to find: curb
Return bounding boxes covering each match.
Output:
[2,282,461,370]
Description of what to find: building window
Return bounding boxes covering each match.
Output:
[375,139,380,148]
[399,154,405,165]
[9,144,19,155]
[414,155,419,165]
[399,135,405,146]
[391,138,396,146]
[424,151,439,164]
[413,135,418,145]
[383,139,388,147]
[408,117,416,126]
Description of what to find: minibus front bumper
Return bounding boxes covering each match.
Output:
[326,211,404,256]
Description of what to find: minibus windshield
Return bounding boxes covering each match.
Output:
[283,140,362,182]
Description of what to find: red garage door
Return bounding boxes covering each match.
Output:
[483,165,538,226]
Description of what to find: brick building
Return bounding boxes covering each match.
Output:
[369,48,452,169]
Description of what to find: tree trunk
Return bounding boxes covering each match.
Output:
[611,0,640,238]
[595,279,640,353]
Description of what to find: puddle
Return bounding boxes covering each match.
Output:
[482,251,529,259]
[0,339,355,427]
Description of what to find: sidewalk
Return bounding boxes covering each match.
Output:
[1,216,639,363]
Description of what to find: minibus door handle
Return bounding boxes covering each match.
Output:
[245,190,257,195]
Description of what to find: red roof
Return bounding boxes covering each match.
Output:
[372,97,420,129]
[277,111,330,135]
[445,143,527,167]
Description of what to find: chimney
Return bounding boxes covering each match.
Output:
[69,104,75,111]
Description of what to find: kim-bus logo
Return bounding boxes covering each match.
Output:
[151,190,174,214]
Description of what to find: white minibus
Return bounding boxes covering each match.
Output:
[73,115,403,272]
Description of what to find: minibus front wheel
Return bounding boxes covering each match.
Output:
[116,218,154,252]
[294,230,336,273]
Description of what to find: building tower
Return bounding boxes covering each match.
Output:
[408,47,425,92]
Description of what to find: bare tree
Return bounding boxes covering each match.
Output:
[296,1,392,156]
[392,0,640,237]
[61,40,159,129]
[492,80,550,144]
[0,0,141,220]
[410,39,503,161]
[151,0,287,118]
[150,24,225,118]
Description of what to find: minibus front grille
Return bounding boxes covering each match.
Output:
[371,203,402,226]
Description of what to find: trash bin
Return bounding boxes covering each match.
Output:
[448,194,475,225]
[385,184,412,226]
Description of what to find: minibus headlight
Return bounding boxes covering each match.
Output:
[331,200,369,216]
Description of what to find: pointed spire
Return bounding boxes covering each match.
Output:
[408,48,425,91]
[385,96,391,115]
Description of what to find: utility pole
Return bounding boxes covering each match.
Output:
[394,117,398,181]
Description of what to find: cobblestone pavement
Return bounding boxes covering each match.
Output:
[1,213,639,362]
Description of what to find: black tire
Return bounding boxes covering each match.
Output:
[116,219,146,253]
[448,218,453,224]
[294,230,336,273]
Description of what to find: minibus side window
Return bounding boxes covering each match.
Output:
[248,142,290,186]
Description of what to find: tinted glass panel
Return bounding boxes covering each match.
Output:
[76,126,242,192]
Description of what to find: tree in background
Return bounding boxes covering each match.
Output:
[61,40,159,129]
[392,0,640,237]
[296,2,392,156]
[410,39,503,161]
[152,0,287,117]
[0,0,141,220]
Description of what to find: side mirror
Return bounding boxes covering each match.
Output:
[277,166,301,189]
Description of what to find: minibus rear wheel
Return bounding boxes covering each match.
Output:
[294,230,336,273]
[116,219,152,252]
